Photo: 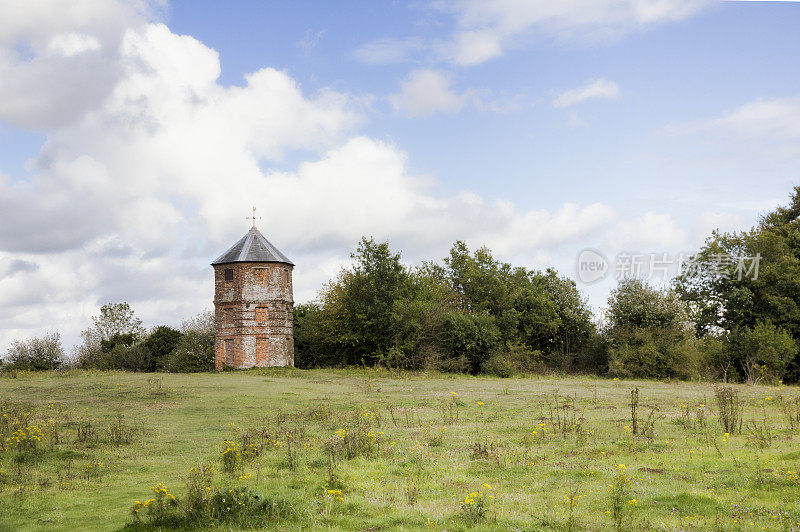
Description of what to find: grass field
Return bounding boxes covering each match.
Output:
[1,369,800,531]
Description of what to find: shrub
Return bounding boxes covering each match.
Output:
[160,311,214,373]
[142,326,182,371]
[481,344,544,377]
[100,332,138,353]
[185,464,214,519]
[440,311,500,374]
[105,342,151,372]
[5,425,43,458]
[76,335,150,372]
[697,334,729,381]
[76,302,145,369]
[130,481,297,529]
[3,332,64,371]
[108,411,138,446]
[605,280,700,380]
[164,330,214,373]
[324,423,382,461]
[293,303,332,369]
[727,322,797,384]
[220,440,241,474]
[782,395,800,431]
[608,327,699,380]
[0,401,34,454]
[294,238,599,375]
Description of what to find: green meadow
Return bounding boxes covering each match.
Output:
[1,369,799,531]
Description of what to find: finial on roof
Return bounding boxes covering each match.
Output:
[246,206,261,229]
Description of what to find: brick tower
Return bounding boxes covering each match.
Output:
[211,221,294,369]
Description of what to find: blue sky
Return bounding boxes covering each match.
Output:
[168,0,799,209]
[0,0,799,352]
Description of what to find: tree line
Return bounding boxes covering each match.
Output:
[2,304,215,374]
[295,187,800,385]
[294,239,600,376]
[5,187,800,384]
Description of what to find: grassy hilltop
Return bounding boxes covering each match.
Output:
[1,369,800,530]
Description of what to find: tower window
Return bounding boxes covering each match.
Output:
[224,268,234,281]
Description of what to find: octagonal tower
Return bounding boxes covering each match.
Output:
[211,226,294,369]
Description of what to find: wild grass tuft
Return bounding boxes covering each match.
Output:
[714,385,744,434]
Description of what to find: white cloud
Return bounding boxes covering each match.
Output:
[389,68,473,116]
[0,20,617,353]
[553,78,620,107]
[662,95,800,170]
[47,32,102,56]
[448,30,504,66]
[668,96,800,147]
[693,212,745,241]
[356,0,712,67]
[298,29,325,53]
[441,0,712,65]
[353,37,427,64]
[0,15,732,354]
[0,0,161,129]
[604,212,687,251]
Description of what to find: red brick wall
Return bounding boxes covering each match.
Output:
[213,262,294,369]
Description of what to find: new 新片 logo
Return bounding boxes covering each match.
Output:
[576,249,609,283]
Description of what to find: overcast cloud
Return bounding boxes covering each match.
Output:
[0,0,790,354]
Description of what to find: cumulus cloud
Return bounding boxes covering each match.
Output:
[553,78,620,107]
[389,68,477,116]
[0,19,624,352]
[0,12,729,353]
[446,30,504,66]
[47,32,102,56]
[0,0,162,129]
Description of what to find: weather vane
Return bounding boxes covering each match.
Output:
[246,206,261,228]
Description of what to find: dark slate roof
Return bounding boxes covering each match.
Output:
[212,228,294,266]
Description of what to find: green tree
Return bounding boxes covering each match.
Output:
[675,186,800,382]
[89,302,146,341]
[77,302,146,368]
[164,310,215,372]
[431,243,579,364]
[315,237,411,366]
[385,270,458,370]
[727,321,796,384]
[440,311,500,374]
[293,237,597,375]
[164,331,215,373]
[605,279,698,379]
[142,326,183,371]
[293,302,336,369]
[534,269,596,370]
